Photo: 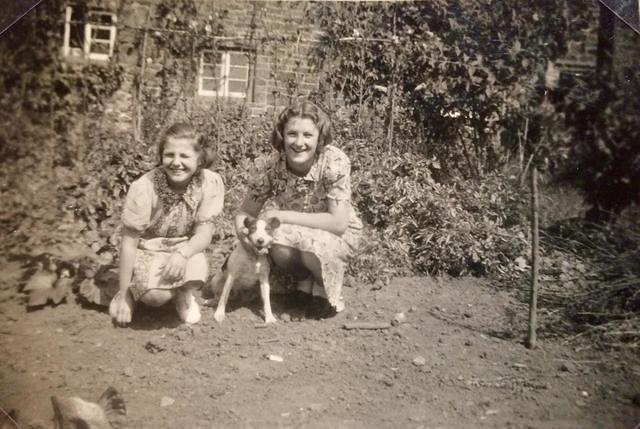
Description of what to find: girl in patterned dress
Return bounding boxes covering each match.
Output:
[235,101,362,318]
[109,123,224,326]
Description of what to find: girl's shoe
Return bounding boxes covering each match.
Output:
[175,289,201,324]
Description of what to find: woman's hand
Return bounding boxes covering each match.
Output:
[162,251,188,282]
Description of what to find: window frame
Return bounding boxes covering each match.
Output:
[198,49,250,98]
[63,5,117,61]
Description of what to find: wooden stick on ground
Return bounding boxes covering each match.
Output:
[343,322,391,330]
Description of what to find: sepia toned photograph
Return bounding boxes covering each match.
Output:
[0,0,639,428]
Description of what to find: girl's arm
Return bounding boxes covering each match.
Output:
[118,230,139,293]
[175,223,215,258]
[162,222,216,282]
[163,171,223,281]
[265,198,349,236]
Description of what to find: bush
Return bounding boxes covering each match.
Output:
[563,70,640,220]
[0,96,533,284]
[344,137,529,279]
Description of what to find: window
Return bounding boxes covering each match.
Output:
[63,5,117,61]
[198,50,250,98]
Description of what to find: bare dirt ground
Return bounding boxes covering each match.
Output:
[1,257,639,429]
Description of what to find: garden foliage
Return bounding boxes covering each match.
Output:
[0,0,637,291]
[562,70,640,220]
[307,0,583,178]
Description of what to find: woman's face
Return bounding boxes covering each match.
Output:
[283,116,319,175]
[161,137,200,190]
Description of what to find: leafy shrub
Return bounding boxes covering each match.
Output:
[563,70,640,220]
[344,136,529,279]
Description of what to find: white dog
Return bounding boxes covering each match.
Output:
[207,216,280,324]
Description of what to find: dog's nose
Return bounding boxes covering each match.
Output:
[256,238,264,245]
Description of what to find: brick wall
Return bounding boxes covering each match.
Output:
[110,0,320,114]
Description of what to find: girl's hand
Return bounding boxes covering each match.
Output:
[162,251,188,282]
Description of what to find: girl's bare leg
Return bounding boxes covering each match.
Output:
[174,282,202,324]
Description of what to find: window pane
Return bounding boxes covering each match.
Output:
[201,64,216,78]
[70,6,84,22]
[229,52,248,66]
[69,24,84,48]
[229,65,247,80]
[228,80,246,94]
[89,12,113,25]
[201,78,218,92]
[90,42,110,55]
[91,28,112,41]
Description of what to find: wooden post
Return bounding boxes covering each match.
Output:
[134,7,151,142]
[386,4,397,152]
[526,166,539,349]
[520,117,528,176]
[387,77,395,152]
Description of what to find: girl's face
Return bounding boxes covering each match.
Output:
[161,137,200,190]
[283,116,319,175]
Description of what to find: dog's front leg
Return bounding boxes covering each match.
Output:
[258,258,276,324]
[214,273,234,323]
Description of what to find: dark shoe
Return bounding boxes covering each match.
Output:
[305,296,337,320]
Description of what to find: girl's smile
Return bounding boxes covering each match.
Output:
[284,117,319,176]
[162,137,200,190]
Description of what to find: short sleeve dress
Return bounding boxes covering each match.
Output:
[122,167,224,301]
[246,145,362,310]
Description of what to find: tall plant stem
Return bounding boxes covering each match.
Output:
[527,166,540,349]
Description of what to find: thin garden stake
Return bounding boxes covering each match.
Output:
[527,166,539,349]
[134,6,151,142]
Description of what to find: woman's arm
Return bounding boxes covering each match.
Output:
[266,198,349,236]
[118,230,139,293]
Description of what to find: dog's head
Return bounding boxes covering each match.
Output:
[243,216,280,255]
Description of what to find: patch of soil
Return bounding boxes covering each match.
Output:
[1,259,639,428]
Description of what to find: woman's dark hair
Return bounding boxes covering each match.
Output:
[269,101,332,152]
[157,122,212,168]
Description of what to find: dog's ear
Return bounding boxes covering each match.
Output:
[267,217,280,229]
[243,215,254,229]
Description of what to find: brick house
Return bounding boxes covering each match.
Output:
[60,0,322,116]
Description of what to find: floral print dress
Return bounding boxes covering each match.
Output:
[122,168,224,301]
[246,145,363,310]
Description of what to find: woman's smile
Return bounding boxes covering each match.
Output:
[284,117,319,175]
